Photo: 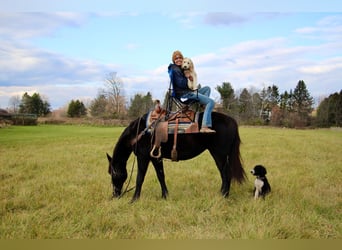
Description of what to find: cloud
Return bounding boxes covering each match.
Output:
[298,57,342,74]
[295,14,342,41]
[167,12,203,29]
[0,41,120,87]
[203,12,249,26]
[0,12,88,40]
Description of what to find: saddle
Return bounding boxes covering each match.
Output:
[147,101,199,161]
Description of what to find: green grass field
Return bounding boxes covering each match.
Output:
[0,125,341,239]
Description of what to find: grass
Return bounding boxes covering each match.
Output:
[0,125,341,239]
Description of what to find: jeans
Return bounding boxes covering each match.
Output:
[181,86,215,127]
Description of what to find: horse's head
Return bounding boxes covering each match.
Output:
[107,153,128,198]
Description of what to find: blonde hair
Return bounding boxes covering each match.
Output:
[172,50,183,63]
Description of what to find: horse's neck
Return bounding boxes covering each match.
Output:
[113,116,146,164]
[113,136,133,165]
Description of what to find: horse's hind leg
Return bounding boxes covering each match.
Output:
[220,161,231,197]
[152,159,168,199]
[210,152,231,197]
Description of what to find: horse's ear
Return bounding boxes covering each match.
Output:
[106,153,112,162]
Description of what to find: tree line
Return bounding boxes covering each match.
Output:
[216,80,315,127]
[7,72,341,128]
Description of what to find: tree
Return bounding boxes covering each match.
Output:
[8,95,21,113]
[251,92,262,118]
[128,92,154,119]
[316,90,342,127]
[279,90,293,112]
[292,80,314,126]
[89,93,108,117]
[260,84,280,122]
[239,88,253,122]
[19,92,32,114]
[67,100,87,117]
[104,72,126,117]
[216,82,236,112]
[18,92,51,116]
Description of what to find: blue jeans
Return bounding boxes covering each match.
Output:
[181,86,215,127]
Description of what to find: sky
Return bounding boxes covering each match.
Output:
[0,1,342,110]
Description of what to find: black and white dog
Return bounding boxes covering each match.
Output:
[250,165,271,199]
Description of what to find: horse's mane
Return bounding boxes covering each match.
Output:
[112,113,148,158]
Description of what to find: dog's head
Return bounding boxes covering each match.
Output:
[250,165,267,177]
[181,57,194,71]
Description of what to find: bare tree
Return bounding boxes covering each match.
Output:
[8,95,21,113]
[104,72,126,117]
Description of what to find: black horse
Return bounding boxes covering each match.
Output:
[106,111,246,202]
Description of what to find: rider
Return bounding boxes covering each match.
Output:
[168,50,216,133]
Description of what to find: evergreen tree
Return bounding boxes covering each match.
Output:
[316,90,342,127]
[239,88,253,121]
[89,94,108,117]
[19,92,32,114]
[280,91,291,111]
[67,100,87,117]
[128,92,154,119]
[292,80,314,125]
[19,92,51,116]
[216,82,235,111]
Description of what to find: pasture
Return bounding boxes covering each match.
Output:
[0,124,341,239]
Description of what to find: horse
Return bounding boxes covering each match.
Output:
[106,111,246,202]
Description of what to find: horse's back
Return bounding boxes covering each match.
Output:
[160,112,239,160]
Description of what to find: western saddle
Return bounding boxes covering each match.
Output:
[146,79,201,161]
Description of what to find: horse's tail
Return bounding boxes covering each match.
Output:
[229,123,246,183]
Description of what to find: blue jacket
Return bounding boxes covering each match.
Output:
[168,63,190,98]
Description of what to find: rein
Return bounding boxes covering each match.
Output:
[116,116,144,199]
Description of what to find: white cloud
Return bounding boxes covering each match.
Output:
[0,12,88,40]
[298,57,342,74]
[295,14,342,41]
[0,41,121,87]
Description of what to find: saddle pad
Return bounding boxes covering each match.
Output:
[168,122,199,134]
[146,110,199,128]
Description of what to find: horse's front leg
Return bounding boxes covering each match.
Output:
[131,157,149,203]
[151,158,168,199]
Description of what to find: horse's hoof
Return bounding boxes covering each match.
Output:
[129,196,139,204]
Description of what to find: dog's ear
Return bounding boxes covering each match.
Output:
[188,59,194,69]
[255,165,267,175]
[261,166,267,175]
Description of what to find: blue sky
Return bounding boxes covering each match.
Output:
[1,1,342,109]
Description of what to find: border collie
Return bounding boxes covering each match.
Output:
[250,165,271,199]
